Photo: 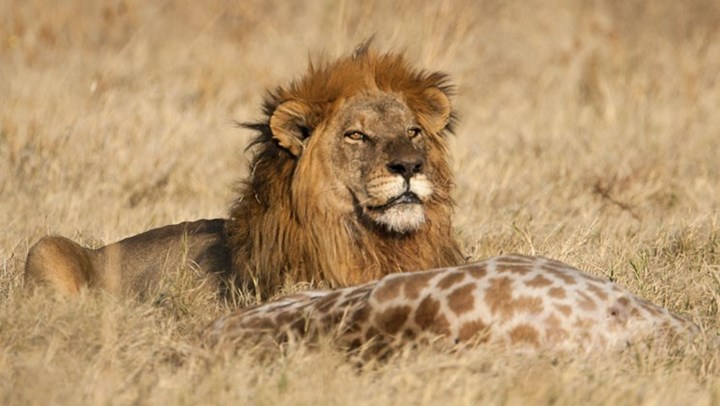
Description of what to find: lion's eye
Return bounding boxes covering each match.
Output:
[344,131,367,142]
[408,127,422,139]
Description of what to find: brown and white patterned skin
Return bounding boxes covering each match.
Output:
[209,255,698,352]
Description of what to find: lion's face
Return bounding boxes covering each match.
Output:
[270,88,451,234]
[230,48,464,294]
[326,93,433,233]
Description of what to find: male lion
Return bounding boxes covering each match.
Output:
[25,45,465,300]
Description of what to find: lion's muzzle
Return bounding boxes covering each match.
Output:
[362,174,433,233]
[368,191,421,211]
[386,156,424,180]
[384,134,426,179]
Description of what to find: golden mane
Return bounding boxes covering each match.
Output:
[226,47,464,299]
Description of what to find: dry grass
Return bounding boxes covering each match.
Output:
[2,0,720,404]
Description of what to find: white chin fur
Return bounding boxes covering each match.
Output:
[373,204,426,233]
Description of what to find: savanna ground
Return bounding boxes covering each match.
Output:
[1,0,720,404]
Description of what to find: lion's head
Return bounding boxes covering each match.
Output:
[226,45,464,298]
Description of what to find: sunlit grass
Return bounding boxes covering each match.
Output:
[1,0,719,404]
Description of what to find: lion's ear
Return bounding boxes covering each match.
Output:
[420,87,452,134]
[269,100,313,156]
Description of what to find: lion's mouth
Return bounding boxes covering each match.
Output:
[367,192,421,212]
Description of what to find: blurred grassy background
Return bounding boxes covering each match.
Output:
[1,0,720,404]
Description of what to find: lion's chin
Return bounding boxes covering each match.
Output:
[370,203,426,234]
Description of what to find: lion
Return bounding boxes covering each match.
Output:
[24,44,465,300]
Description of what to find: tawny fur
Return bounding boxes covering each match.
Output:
[209,255,698,352]
[25,220,229,297]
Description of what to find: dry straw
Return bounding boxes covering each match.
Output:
[1,0,719,404]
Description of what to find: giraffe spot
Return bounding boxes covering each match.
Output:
[289,318,309,335]
[430,314,452,336]
[496,264,533,275]
[437,271,465,289]
[586,283,609,300]
[350,305,370,325]
[576,291,597,311]
[508,324,540,346]
[512,295,544,315]
[485,277,543,317]
[401,271,437,299]
[525,274,554,288]
[545,267,577,285]
[457,319,489,342]
[543,314,568,343]
[617,296,631,307]
[245,316,277,330]
[447,283,476,315]
[375,305,412,335]
[467,266,488,279]
[275,310,300,326]
[496,256,534,265]
[343,307,370,335]
[402,329,417,339]
[373,278,404,302]
[548,286,567,299]
[415,296,441,329]
[365,326,380,341]
[555,304,572,316]
[485,277,514,316]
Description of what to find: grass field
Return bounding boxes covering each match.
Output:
[2,0,720,404]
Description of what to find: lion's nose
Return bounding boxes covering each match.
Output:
[387,157,424,179]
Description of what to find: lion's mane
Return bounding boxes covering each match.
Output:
[225,47,464,298]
